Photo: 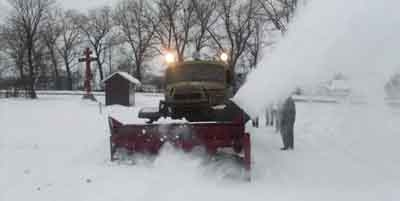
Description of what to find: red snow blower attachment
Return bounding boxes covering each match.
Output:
[108,100,251,176]
[108,113,250,172]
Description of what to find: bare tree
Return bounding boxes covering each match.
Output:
[41,8,62,89]
[7,0,54,98]
[256,0,299,33]
[113,0,158,82]
[0,52,8,79]
[57,10,81,90]
[191,0,219,52]
[208,0,259,82]
[33,37,49,88]
[77,6,113,83]
[256,0,286,33]
[246,19,263,69]
[277,0,298,24]
[245,15,276,69]
[0,23,27,83]
[156,0,196,61]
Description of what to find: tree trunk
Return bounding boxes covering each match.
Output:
[49,48,60,90]
[17,57,25,85]
[18,65,25,82]
[177,53,184,62]
[65,61,73,90]
[135,60,142,82]
[54,65,60,90]
[27,45,37,99]
[108,45,112,75]
[96,58,104,90]
[98,62,104,81]
[228,60,238,94]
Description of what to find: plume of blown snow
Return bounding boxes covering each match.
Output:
[233,0,400,117]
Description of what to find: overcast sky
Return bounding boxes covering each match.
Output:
[0,0,117,21]
[0,0,116,17]
[60,0,116,11]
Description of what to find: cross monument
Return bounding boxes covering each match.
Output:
[79,47,97,101]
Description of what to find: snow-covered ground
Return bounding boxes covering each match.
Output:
[1,94,399,201]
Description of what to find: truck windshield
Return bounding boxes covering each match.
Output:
[166,63,226,84]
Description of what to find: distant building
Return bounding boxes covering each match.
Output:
[385,73,400,99]
[140,84,162,93]
[314,75,351,98]
[325,79,351,97]
[102,72,141,106]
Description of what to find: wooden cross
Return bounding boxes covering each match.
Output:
[79,48,97,100]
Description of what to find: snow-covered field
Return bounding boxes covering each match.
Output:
[1,94,399,201]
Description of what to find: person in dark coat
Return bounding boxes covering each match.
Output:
[280,96,296,150]
[265,104,274,127]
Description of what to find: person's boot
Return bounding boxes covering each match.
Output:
[280,147,289,151]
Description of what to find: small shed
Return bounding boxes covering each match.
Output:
[102,71,141,106]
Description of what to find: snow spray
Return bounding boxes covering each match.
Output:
[232,0,400,117]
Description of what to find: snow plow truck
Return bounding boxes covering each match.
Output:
[108,53,251,178]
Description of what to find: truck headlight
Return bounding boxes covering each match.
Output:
[165,52,175,64]
[220,52,229,62]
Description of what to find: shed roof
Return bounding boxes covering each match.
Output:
[102,71,141,85]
